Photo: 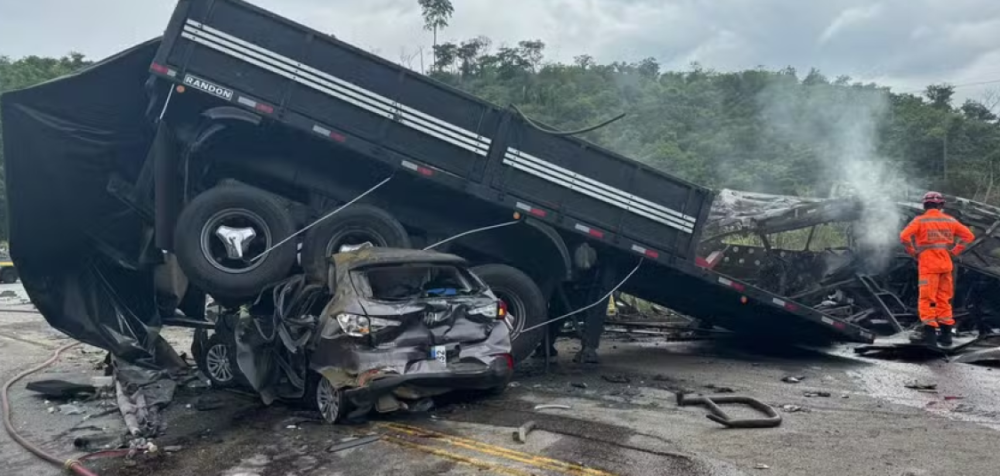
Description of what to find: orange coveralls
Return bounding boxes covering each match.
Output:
[899,209,975,327]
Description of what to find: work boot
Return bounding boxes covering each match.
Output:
[938,324,954,347]
[909,325,938,346]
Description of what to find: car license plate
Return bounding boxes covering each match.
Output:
[430,345,447,365]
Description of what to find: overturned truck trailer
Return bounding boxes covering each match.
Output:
[700,189,1000,336]
[1,0,877,377]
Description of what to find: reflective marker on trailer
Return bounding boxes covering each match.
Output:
[717,276,746,292]
[821,316,846,329]
[236,96,274,114]
[401,160,434,176]
[150,62,177,77]
[574,224,604,239]
[631,244,659,259]
[515,202,547,218]
[772,297,798,311]
[312,125,346,142]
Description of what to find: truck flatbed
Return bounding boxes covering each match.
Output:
[146,0,874,344]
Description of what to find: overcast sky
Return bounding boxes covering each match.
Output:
[3,0,1000,101]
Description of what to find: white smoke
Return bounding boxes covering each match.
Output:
[757,81,909,271]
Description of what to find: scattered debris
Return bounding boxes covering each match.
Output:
[126,438,158,458]
[26,380,96,399]
[74,433,125,451]
[601,374,631,384]
[803,391,831,398]
[676,393,782,428]
[705,384,735,393]
[286,425,299,430]
[58,404,85,415]
[904,381,937,390]
[943,396,963,401]
[841,394,850,399]
[653,374,671,381]
[508,382,521,388]
[90,376,114,389]
[781,376,805,384]
[571,382,588,389]
[951,346,1000,366]
[755,463,771,470]
[513,421,537,443]
[952,404,975,413]
[163,445,183,453]
[780,405,805,413]
[328,435,381,453]
[533,404,572,411]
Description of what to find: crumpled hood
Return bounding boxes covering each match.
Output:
[310,294,510,388]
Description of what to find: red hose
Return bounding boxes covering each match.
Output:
[1,341,105,475]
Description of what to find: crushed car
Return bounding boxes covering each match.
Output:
[194,247,514,423]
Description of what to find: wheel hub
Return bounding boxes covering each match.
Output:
[215,225,257,259]
[316,378,341,423]
[200,208,272,273]
[205,343,234,382]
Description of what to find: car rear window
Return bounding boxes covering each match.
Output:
[356,264,483,301]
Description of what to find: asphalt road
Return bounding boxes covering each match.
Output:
[0,283,119,476]
[2,287,1000,476]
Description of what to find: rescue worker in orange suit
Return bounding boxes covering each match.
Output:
[899,192,975,346]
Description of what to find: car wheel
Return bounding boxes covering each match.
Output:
[0,268,17,284]
[300,204,410,284]
[174,185,297,299]
[313,374,345,424]
[471,264,547,365]
[202,333,239,388]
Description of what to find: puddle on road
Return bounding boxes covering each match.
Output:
[833,346,1000,430]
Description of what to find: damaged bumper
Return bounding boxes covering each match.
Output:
[342,358,512,406]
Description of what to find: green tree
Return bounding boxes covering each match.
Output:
[417,0,454,67]
[960,99,997,122]
[428,35,1000,205]
[925,84,955,110]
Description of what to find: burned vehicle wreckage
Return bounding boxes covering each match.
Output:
[700,189,1000,337]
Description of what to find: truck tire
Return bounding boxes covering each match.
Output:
[471,264,547,365]
[174,185,297,299]
[300,204,411,283]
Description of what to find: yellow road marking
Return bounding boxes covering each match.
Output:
[383,435,534,476]
[382,422,617,476]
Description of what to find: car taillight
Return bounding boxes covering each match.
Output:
[493,353,514,370]
[498,300,508,320]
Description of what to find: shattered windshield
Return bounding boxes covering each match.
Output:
[354,264,483,301]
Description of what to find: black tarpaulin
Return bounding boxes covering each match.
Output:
[1,39,167,365]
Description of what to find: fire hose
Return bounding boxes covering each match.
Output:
[1,341,103,475]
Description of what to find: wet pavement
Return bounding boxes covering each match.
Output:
[4,302,1000,475]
